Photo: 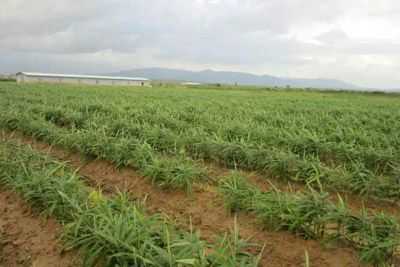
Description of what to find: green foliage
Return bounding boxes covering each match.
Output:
[0,140,261,267]
[64,194,209,266]
[1,82,400,200]
[1,81,400,265]
[44,108,86,129]
[343,212,400,265]
[144,157,207,192]
[0,111,206,192]
[0,141,86,221]
[219,173,400,265]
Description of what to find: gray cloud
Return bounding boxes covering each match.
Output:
[2,0,400,88]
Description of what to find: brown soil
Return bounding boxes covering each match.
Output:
[0,189,79,267]
[1,131,367,267]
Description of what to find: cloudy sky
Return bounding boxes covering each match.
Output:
[1,0,400,89]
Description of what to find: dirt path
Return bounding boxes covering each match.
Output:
[0,189,79,267]
[1,131,366,267]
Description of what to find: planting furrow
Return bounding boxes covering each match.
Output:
[1,131,363,267]
[219,173,400,266]
[0,139,262,266]
[16,84,398,177]
[0,189,79,267]
[1,105,400,202]
[206,163,400,217]
[0,111,207,193]
[89,109,399,178]
[6,125,397,217]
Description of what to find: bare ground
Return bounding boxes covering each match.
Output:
[0,189,79,267]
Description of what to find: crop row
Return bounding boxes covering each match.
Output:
[91,105,400,176]
[0,111,207,193]
[3,84,400,174]
[1,106,400,201]
[5,83,398,176]
[16,98,399,177]
[0,140,261,267]
[219,173,400,266]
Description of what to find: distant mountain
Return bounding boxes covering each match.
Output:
[107,68,360,90]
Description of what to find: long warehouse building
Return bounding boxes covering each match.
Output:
[16,72,151,86]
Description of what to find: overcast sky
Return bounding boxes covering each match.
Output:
[1,0,400,89]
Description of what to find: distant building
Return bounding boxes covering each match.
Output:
[181,82,201,86]
[16,72,151,87]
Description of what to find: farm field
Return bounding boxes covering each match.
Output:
[1,81,400,266]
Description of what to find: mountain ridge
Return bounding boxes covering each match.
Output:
[107,67,360,90]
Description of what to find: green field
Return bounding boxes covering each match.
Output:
[1,82,400,197]
[1,81,400,266]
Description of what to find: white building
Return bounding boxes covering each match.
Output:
[16,72,151,87]
[181,82,201,86]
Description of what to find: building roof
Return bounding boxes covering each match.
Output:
[16,72,149,81]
